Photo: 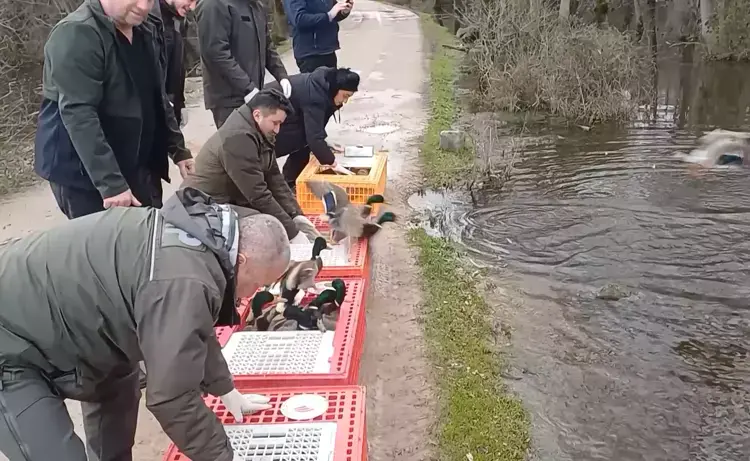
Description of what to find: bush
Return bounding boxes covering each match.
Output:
[0,0,79,193]
[706,0,750,61]
[460,0,651,123]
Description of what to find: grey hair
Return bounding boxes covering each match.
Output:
[237,214,291,273]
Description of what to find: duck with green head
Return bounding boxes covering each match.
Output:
[275,236,328,308]
[248,290,284,332]
[306,279,347,332]
[305,180,396,243]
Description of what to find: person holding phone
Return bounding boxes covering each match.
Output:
[282,0,353,73]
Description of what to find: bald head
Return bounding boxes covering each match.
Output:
[234,214,291,297]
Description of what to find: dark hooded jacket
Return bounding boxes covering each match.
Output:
[0,188,241,461]
[266,66,338,165]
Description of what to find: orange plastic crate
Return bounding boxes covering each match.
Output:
[162,386,367,461]
[225,277,366,388]
[295,152,387,215]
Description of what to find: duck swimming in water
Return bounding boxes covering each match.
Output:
[680,129,750,168]
[305,180,396,243]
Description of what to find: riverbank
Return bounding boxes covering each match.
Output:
[409,15,530,461]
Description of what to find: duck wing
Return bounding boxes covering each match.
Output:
[306,181,351,213]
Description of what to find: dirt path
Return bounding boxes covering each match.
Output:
[0,2,435,459]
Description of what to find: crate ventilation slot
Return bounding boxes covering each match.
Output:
[223,331,335,374]
[225,422,337,461]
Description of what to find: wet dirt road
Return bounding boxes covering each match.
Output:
[0,1,433,459]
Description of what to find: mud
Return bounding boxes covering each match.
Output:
[0,1,435,459]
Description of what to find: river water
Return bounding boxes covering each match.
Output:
[412,50,750,460]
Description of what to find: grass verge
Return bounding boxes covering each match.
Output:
[410,16,530,460]
[408,229,529,460]
[419,15,473,189]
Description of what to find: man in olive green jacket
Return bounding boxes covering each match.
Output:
[183,88,316,242]
[0,188,291,461]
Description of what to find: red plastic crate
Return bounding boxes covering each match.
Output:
[299,215,369,279]
[225,277,366,388]
[214,327,235,347]
[163,385,367,461]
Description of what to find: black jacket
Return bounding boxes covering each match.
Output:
[149,0,187,113]
[34,0,191,199]
[267,67,338,165]
[196,0,288,110]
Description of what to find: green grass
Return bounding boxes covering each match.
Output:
[409,229,530,460]
[419,15,474,189]
[409,16,530,461]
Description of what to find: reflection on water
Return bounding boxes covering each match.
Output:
[425,48,750,461]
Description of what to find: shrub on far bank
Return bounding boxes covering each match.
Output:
[460,0,651,123]
[705,0,750,61]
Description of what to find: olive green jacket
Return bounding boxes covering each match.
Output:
[183,104,303,238]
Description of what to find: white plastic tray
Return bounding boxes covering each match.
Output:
[222,331,335,375]
[225,422,336,460]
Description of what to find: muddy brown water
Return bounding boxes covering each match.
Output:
[412,52,750,460]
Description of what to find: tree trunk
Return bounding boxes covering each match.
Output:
[633,0,644,41]
[700,0,713,37]
[559,0,571,19]
[647,0,657,53]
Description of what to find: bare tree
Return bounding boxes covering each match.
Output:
[559,0,572,19]
[700,0,713,37]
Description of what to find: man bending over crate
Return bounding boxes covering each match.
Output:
[0,187,290,461]
[183,88,318,245]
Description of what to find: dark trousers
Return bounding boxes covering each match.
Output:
[278,149,313,192]
[0,366,141,461]
[211,106,239,129]
[296,52,337,73]
[50,170,164,220]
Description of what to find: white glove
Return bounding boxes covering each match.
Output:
[280,78,292,98]
[219,389,271,422]
[290,231,311,245]
[232,453,243,461]
[244,87,260,104]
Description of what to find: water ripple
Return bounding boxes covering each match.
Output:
[424,113,750,459]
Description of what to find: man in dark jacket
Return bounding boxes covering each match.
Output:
[149,0,195,127]
[183,88,316,243]
[266,66,359,190]
[283,0,353,72]
[0,188,291,461]
[197,0,292,129]
[34,0,195,220]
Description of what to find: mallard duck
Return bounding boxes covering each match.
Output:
[305,279,347,332]
[248,290,284,332]
[275,236,328,306]
[305,180,396,243]
[308,279,346,315]
[680,129,750,167]
[280,304,320,331]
